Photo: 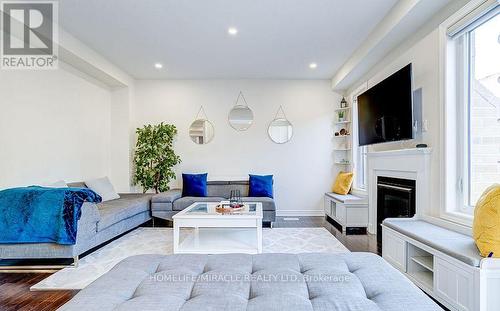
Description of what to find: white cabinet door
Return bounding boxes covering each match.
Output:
[346,206,368,227]
[336,204,346,224]
[324,197,331,217]
[434,257,475,311]
[382,228,407,272]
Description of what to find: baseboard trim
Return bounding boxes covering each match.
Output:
[276,210,324,217]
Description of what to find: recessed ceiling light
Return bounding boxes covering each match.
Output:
[309,63,318,69]
[228,27,238,36]
[154,63,163,69]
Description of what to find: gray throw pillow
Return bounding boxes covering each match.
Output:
[84,177,120,202]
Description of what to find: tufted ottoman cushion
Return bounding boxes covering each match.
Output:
[59,253,441,311]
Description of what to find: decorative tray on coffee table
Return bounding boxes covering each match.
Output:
[215,203,245,214]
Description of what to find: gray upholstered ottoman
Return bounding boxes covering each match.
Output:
[59,253,441,311]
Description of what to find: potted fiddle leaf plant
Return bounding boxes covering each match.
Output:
[133,123,181,193]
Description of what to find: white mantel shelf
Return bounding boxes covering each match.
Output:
[367,147,432,157]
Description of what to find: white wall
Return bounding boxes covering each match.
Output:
[0,65,112,188]
[134,80,340,215]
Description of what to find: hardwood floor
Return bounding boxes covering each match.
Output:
[0,274,77,311]
[0,216,377,311]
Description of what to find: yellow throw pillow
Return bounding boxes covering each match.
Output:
[332,171,354,195]
[473,184,500,258]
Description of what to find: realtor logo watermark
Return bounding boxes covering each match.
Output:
[1,1,58,69]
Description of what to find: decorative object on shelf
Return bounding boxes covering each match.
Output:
[338,110,346,122]
[228,91,254,131]
[339,128,347,136]
[416,143,428,148]
[337,159,350,164]
[133,123,181,193]
[340,97,348,108]
[268,106,293,144]
[335,132,340,136]
[189,106,215,145]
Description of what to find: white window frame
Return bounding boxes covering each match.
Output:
[350,83,368,193]
[439,0,499,225]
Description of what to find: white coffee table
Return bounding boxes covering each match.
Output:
[172,202,263,254]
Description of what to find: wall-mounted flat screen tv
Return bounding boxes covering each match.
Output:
[357,64,413,146]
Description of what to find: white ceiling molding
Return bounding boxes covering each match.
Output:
[58,29,134,88]
[0,7,133,88]
[331,0,457,92]
[331,0,421,91]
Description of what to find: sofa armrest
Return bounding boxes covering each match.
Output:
[152,189,182,203]
[77,202,100,236]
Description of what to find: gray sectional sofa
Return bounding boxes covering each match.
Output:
[0,180,276,266]
[151,180,276,225]
[0,182,152,266]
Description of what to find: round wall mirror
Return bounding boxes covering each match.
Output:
[189,119,215,144]
[228,105,254,131]
[268,118,293,144]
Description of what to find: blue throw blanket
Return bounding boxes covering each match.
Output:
[0,186,102,245]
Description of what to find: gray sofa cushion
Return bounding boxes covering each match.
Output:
[383,218,482,267]
[207,180,249,197]
[173,196,225,211]
[59,253,441,311]
[97,194,152,231]
[151,189,182,203]
[241,197,275,211]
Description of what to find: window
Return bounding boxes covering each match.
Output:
[351,85,368,191]
[466,13,500,207]
[449,8,500,217]
[356,145,368,189]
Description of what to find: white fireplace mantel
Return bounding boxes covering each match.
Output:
[367,148,432,234]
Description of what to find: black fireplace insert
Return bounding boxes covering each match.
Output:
[377,176,416,247]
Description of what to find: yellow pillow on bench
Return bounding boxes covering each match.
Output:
[473,184,500,258]
[332,171,354,195]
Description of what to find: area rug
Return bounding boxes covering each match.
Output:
[31,227,349,291]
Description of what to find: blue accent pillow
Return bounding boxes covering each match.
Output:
[182,173,208,197]
[249,174,274,198]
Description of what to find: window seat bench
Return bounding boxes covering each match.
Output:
[383,218,482,267]
[382,218,500,311]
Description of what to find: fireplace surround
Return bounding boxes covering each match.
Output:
[367,148,432,237]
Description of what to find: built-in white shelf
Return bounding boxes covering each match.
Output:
[408,271,433,291]
[335,107,351,111]
[334,161,351,165]
[334,148,351,151]
[411,256,434,272]
[334,135,351,138]
[335,121,351,124]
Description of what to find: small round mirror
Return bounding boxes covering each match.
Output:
[268,118,293,144]
[189,119,214,144]
[228,105,254,131]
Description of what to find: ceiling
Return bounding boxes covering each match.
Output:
[58,0,399,80]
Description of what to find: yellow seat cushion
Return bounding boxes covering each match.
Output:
[332,171,354,195]
[473,184,500,258]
